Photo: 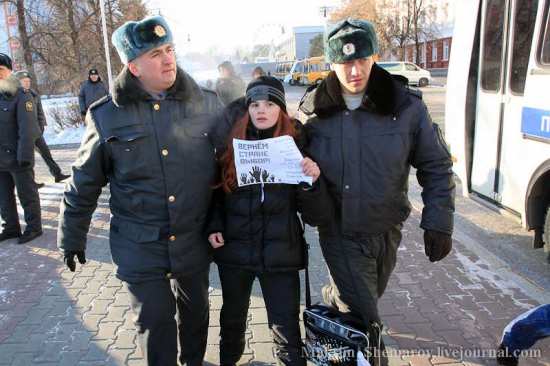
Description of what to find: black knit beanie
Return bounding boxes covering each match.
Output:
[245,76,286,112]
[0,53,13,70]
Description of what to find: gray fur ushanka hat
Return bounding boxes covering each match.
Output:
[112,15,173,64]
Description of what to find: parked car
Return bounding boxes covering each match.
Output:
[377,61,432,87]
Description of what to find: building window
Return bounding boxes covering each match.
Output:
[443,40,449,61]
[432,41,438,61]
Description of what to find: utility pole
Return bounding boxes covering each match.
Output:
[99,0,113,93]
[2,1,14,60]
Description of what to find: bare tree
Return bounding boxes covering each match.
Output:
[377,0,412,60]
[329,0,390,55]
[3,0,148,94]
[309,34,324,57]
[375,0,439,62]
[408,0,439,63]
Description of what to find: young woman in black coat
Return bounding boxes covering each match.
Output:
[208,76,323,366]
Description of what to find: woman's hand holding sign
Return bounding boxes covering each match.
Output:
[301,157,320,183]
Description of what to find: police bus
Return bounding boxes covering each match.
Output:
[445,0,550,256]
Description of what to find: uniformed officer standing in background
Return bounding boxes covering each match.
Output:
[16,71,71,184]
[78,68,108,119]
[0,53,43,244]
[57,16,222,366]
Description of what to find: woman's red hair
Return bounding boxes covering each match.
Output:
[219,110,297,193]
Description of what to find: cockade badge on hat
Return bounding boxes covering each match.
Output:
[342,43,356,56]
[154,25,166,38]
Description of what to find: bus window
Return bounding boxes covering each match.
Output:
[481,0,506,92]
[541,0,550,65]
[310,64,320,72]
[510,0,538,94]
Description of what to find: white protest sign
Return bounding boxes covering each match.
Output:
[233,136,312,187]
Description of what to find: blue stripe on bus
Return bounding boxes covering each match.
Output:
[521,107,550,140]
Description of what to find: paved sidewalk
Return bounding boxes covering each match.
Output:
[0,147,548,366]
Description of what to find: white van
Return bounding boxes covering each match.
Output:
[377,61,432,87]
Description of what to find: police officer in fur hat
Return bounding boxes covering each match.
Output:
[16,71,71,184]
[78,68,108,118]
[299,18,455,365]
[0,54,43,244]
[57,16,222,366]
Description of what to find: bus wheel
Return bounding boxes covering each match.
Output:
[419,78,429,87]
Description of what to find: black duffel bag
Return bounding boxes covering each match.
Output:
[302,239,378,366]
[303,303,371,365]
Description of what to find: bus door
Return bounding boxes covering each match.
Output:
[497,0,539,210]
[471,0,510,200]
[471,0,539,203]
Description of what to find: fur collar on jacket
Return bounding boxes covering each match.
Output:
[0,75,20,98]
[299,63,410,118]
[112,66,204,107]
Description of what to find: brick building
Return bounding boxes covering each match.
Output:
[404,27,453,70]
[381,0,455,72]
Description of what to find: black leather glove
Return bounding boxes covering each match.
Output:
[423,230,452,262]
[64,250,86,272]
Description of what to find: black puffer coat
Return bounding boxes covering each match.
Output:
[300,64,455,236]
[208,120,329,272]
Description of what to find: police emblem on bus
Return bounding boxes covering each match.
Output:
[342,43,355,56]
[154,25,166,38]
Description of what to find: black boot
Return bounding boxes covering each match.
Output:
[18,229,43,244]
[54,173,71,183]
[0,230,22,242]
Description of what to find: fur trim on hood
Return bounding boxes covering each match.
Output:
[0,75,20,98]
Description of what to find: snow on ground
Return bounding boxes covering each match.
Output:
[43,124,85,146]
[41,96,85,146]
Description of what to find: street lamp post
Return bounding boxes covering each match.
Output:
[99,0,113,93]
